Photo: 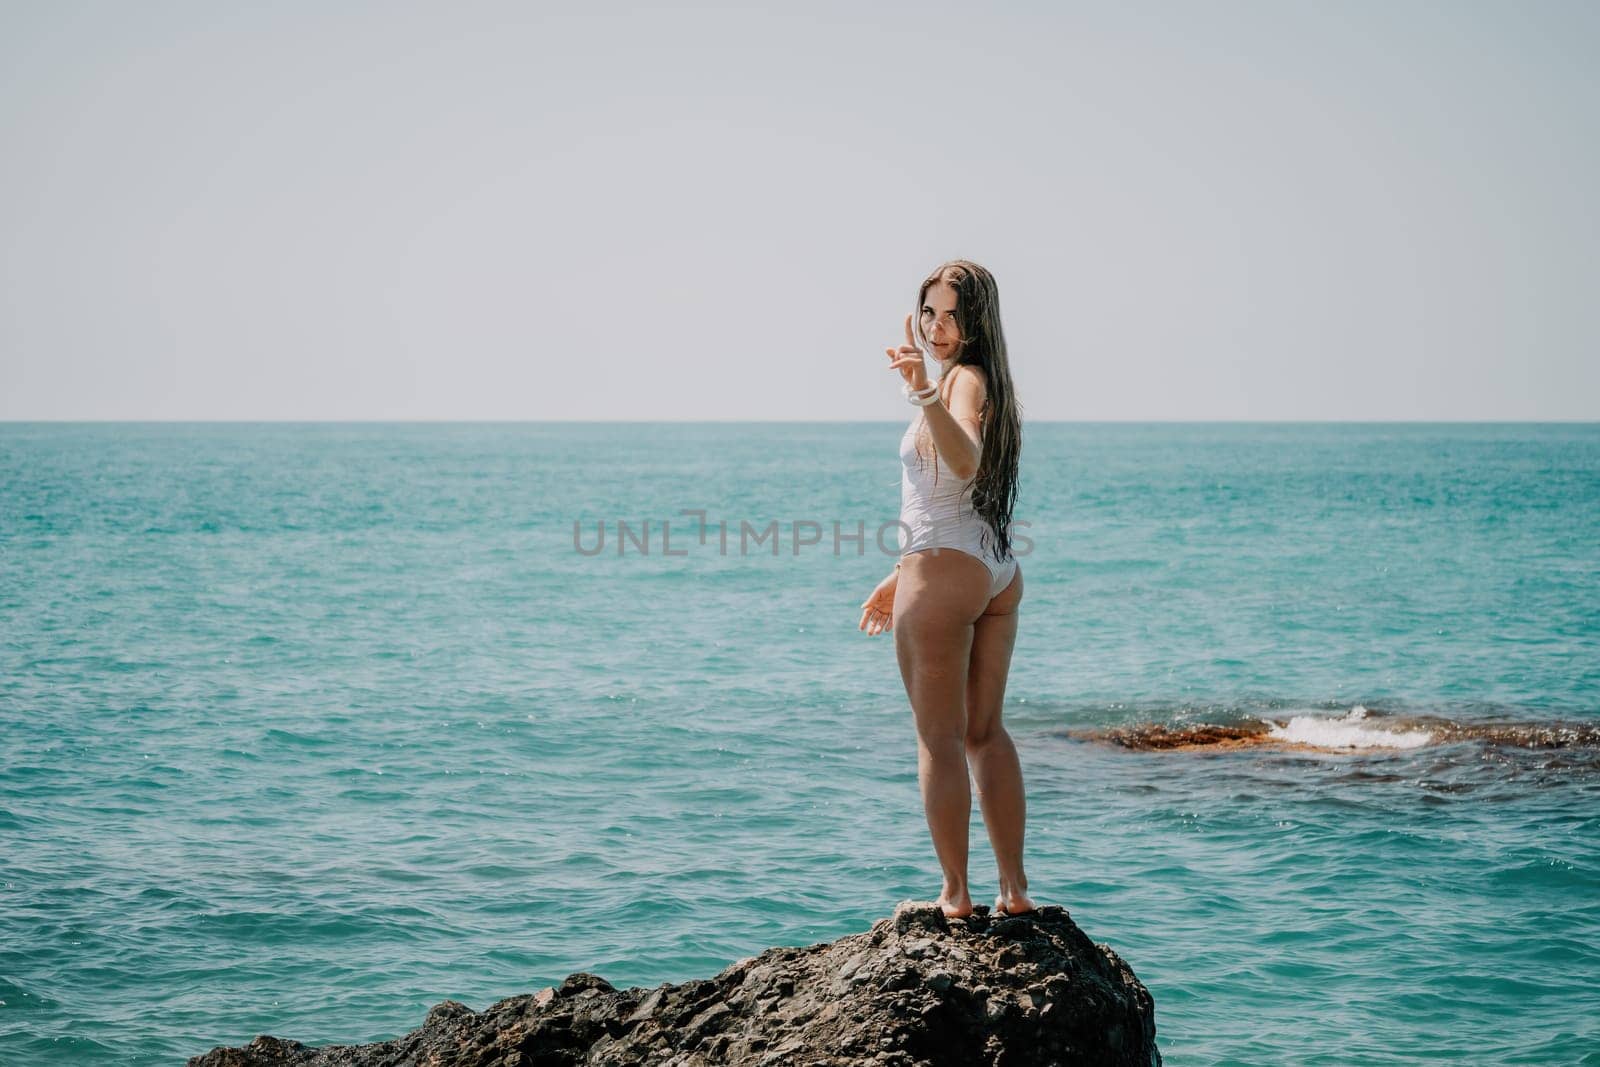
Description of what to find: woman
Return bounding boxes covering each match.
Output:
[858,259,1035,920]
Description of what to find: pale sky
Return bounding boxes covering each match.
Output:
[1,0,1596,420]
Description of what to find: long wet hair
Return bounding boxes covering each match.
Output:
[908,259,1023,562]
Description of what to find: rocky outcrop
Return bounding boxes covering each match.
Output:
[188,901,1160,1066]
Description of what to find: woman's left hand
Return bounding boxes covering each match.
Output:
[858,569,899,636]
[886,314,930,393]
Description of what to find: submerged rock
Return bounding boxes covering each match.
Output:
[188,901,1161,1066]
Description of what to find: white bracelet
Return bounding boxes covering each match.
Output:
[903,383,940,406]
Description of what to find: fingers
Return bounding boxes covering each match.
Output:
[887,351,929,386]
[887,339,923,380]
[904,313,916,349]
[858,603,892,636]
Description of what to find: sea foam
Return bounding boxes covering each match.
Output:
[1261,705,1434,750]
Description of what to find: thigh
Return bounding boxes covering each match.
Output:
[893,549,992,739]
[967,566,1023,744]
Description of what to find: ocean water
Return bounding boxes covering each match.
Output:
[2,421,1597,1066]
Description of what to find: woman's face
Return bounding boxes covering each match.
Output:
[920,281,961,359]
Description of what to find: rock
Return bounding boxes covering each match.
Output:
[625,987,665,1024]
[187,901,1162,1066]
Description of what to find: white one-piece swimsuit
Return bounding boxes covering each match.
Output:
[898,412,1018,599]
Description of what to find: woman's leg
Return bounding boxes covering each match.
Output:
[893,548,991,918]
[964,566,1035,914]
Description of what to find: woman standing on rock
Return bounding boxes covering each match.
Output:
[858,259,1036,920]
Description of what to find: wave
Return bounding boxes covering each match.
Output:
[1071,704,1600,754]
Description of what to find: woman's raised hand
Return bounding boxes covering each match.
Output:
[858,569,899,636]
[886,314,929,393]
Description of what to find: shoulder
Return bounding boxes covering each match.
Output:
[951,363,988,390]
[941,363,989,406]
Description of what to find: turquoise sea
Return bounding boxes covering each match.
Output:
[2,421,1597,1065]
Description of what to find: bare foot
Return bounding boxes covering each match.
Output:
[937,887,973,919]
[994,889,1036,916]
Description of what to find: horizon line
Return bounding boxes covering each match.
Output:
[2,417,1597,426]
